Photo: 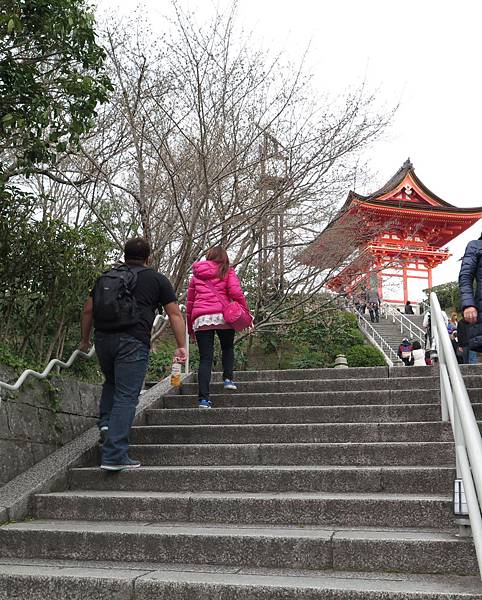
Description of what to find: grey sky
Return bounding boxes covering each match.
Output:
[96,0,482,285]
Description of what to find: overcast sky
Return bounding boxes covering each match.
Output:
[96,0,482,286]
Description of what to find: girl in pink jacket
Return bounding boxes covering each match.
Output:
[186,247,250,408]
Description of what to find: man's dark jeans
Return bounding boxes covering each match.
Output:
[95,332,149,465]
[195,329,235,400]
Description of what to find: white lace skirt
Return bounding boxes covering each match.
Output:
[193,312,226,331]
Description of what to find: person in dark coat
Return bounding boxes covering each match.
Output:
[365,288,380,322]
[457,318,477,364]
[404,301,414,315]
[459,234,482,350]
[397,338,413,366]
[450,332,463,364]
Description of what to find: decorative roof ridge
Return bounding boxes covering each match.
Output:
[365,158,414,200]
[353,198,482,214]
[350,158,451,207]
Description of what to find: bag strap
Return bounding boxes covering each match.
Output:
[197,277,230,310]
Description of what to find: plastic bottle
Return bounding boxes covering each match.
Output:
[170,358,182,387]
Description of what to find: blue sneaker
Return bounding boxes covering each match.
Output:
[198,398,212,408]
[223,379,237,390]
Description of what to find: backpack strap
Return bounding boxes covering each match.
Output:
[114,264,150,289]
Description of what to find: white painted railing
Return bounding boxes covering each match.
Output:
[381,302,425,345]
[151,304,190,374]
[0,305,189,404]
[346,303,400,367]
[430,292,482,579]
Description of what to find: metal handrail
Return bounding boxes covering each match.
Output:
[0,304,189,401]
[0,347,96,393]
[345,302,400,367]
[380,302,425,345]
[151,303,190,374]
[430,291,482,579]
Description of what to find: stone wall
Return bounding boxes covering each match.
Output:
[0,365,100,486]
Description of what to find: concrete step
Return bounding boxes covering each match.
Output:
[207,367,390,382]
[69,465,455,494]
[160,388,482,409]
[1,559,480,600]
[129,422,454,445]
[128,441,455,466]
[161,389,434,409]
[144,403,482,425]
[0,521,477,576]
[179,377,442,394]
[201,365,482,383]
[32,490,454,528]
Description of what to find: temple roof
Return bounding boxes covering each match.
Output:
[299,160,482,268]
[341,158,482,213]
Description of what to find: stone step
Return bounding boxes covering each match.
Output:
[179,376,443,394]
[200,365,450,382]
[128,441,455,466]
[129,422,454,445]
[0,521,477,576]
[144,403,482,425]
[160,388,482,409]
[32,490,454,528]
[198,365,482,384]
[69,465,455,494]
[206,367,390,382]
[161,389,429,409]
[1,559,480,600]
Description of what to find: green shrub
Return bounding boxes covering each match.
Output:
[346,344,386,367]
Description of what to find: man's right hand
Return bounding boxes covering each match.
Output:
[174,347,187,363]
[464,306,478,324]
[78,341,91,354]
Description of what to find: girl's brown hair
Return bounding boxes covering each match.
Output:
[206,246,230,279]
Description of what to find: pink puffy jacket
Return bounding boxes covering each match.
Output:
[186,260,250,334]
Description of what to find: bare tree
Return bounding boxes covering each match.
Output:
[27,2,394,338]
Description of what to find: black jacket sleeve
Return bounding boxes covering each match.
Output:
[459,241,479,310]
[457,319,469,346]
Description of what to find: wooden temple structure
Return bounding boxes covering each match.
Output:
[300,159,482,306]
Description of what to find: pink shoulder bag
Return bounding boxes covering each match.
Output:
[203,279,252,331]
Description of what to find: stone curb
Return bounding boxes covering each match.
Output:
[0,374,190,522]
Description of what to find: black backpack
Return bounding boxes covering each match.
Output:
[92,265,148,330]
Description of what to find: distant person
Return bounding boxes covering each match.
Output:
[423,308,448,358]
[451,332,463,364]
[404,301,414,315]
[353,293,365,316]
[365,288,380,323]
[397,338,413,366]
[447,312,458,335]
[79,237,187,471]
[186,246,252,408]
[411,340,426,366]
[457,318,477,364]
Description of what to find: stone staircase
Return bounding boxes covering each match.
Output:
[1,365,482,598]
[370,314,426,357]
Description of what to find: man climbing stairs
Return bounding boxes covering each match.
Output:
[0,365,481,598]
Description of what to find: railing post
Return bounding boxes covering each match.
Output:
[439,363,451,423]
[185,316,190,375]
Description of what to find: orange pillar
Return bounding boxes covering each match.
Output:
[403,265,408,303]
